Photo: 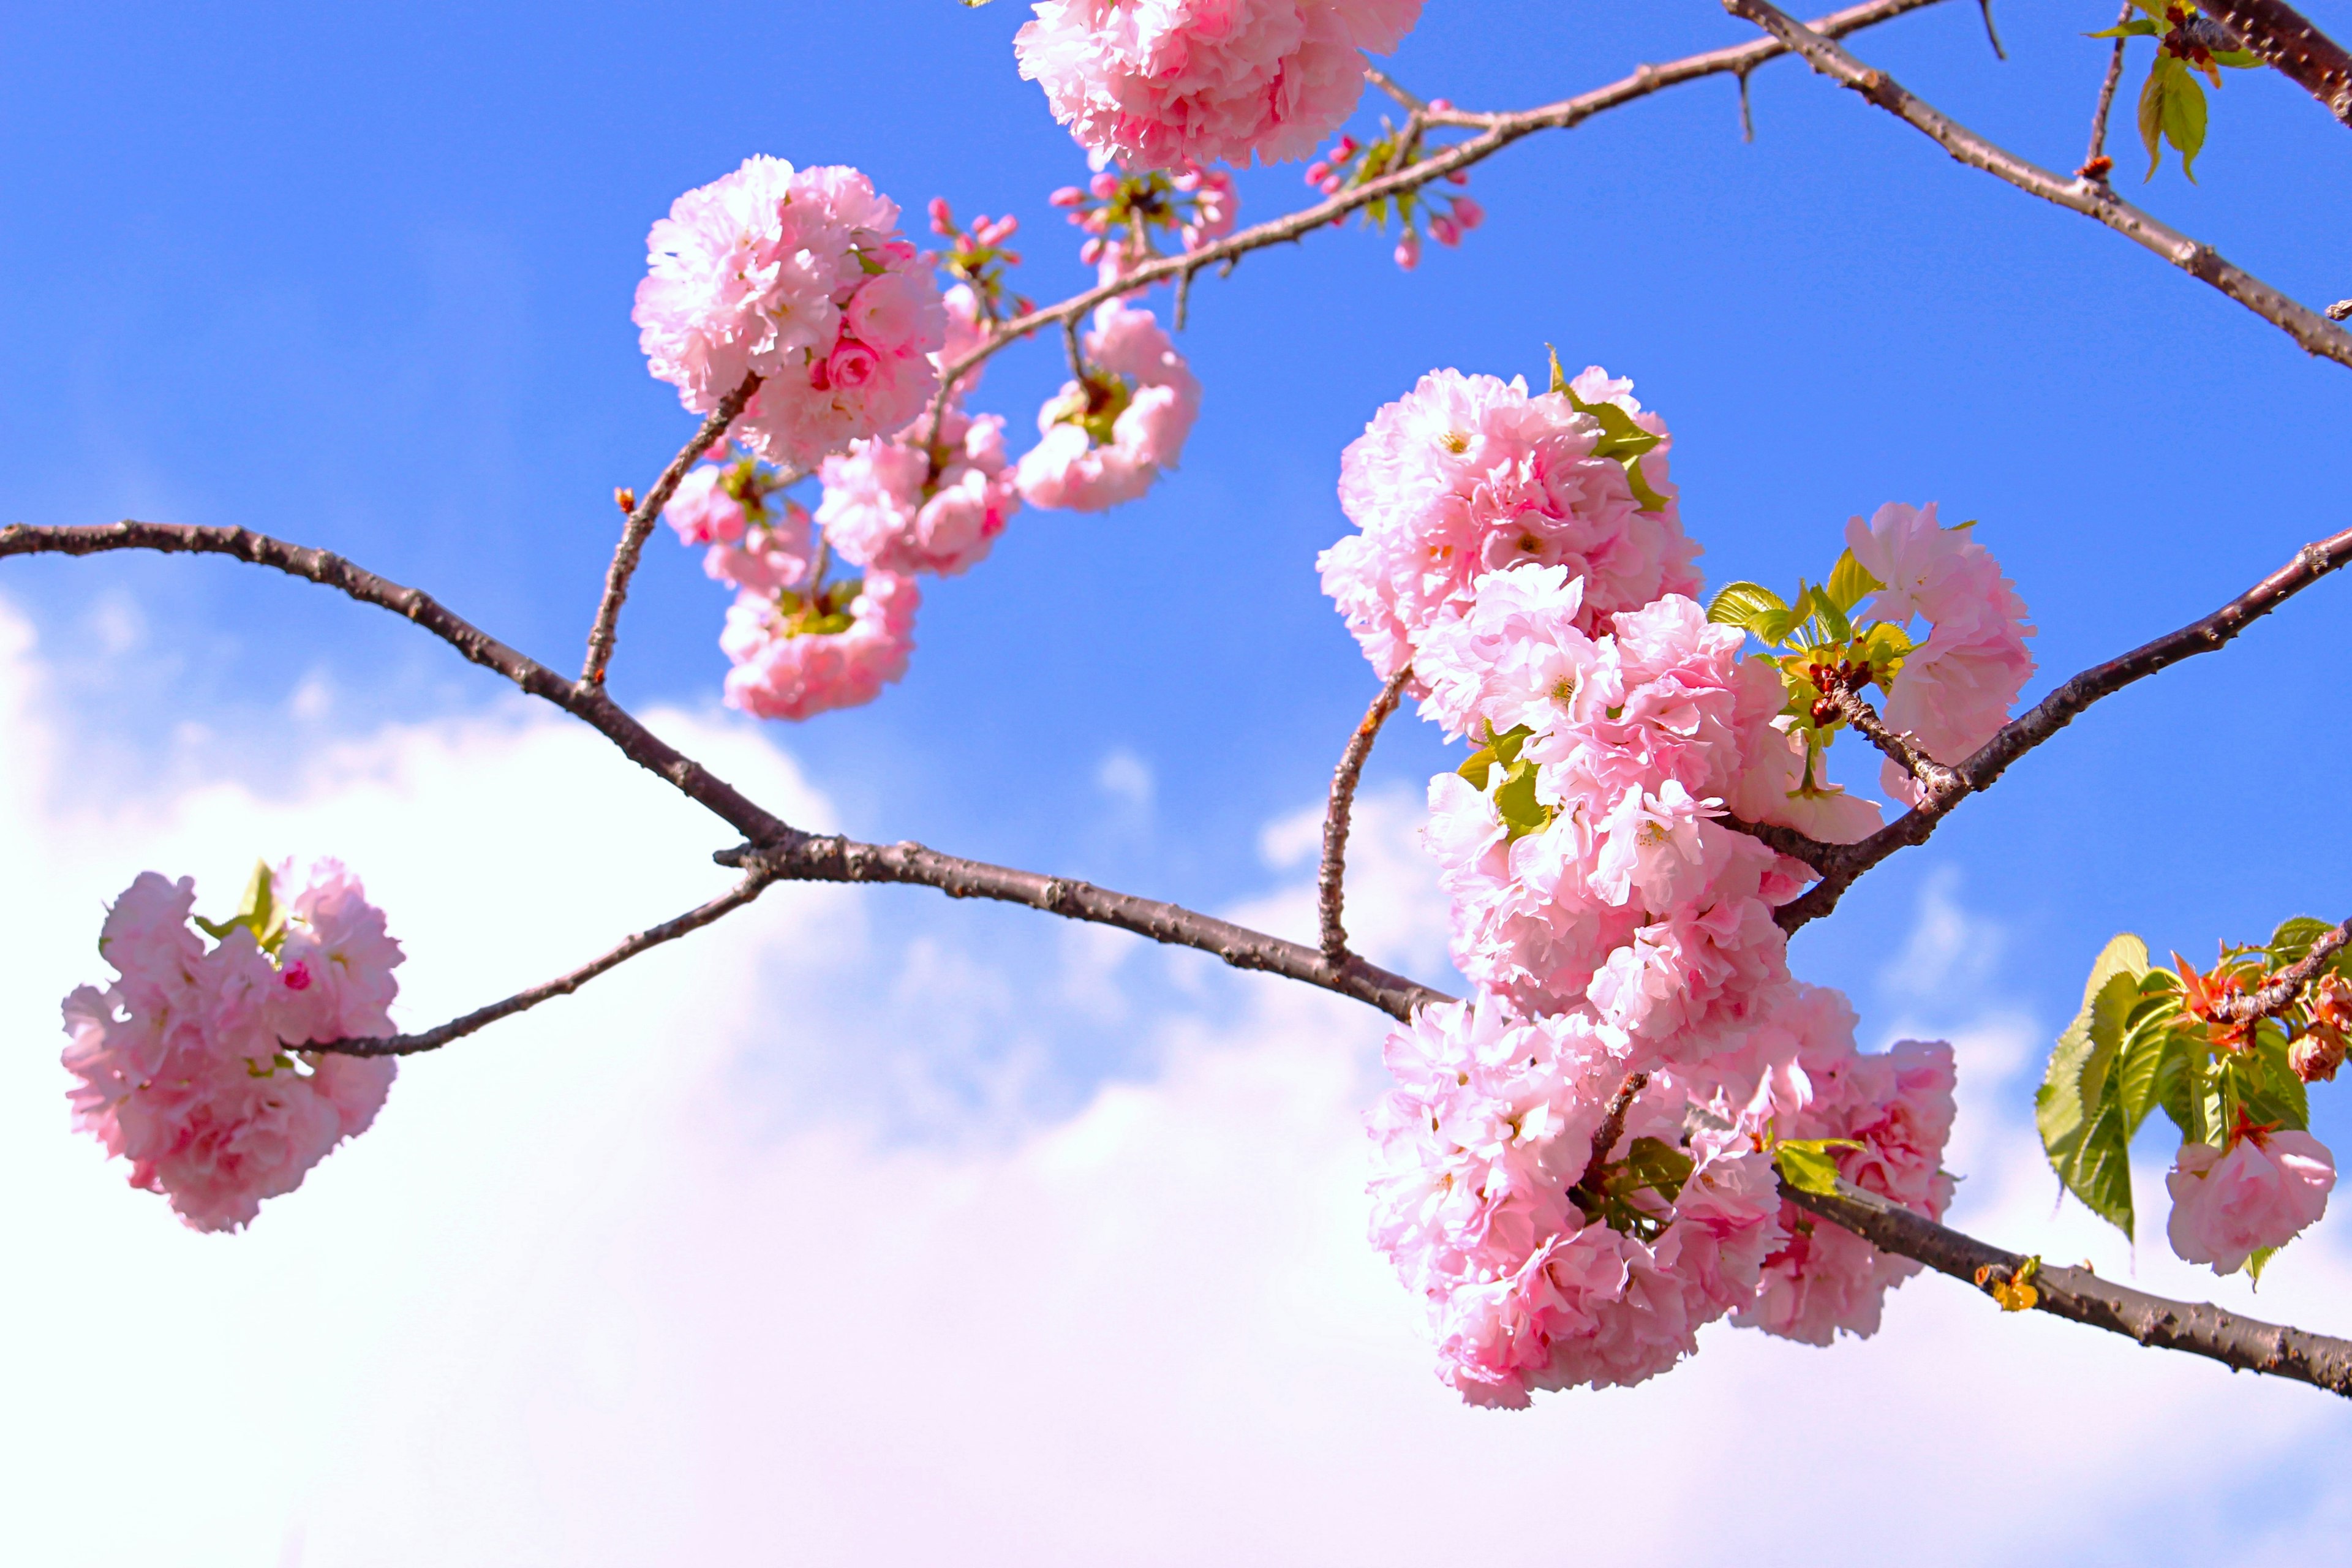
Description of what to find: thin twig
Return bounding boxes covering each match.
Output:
[1776,524,2352,931]
[1787,1174,2352,1398]
[581,372,761,687]
[1722,0,2352,371]
[1975,0,2005,59]
[1825,681,1959,799]
[1363,64,1427,113]
[1573,1072,1652,1193]
[307,873,778,1057]
[1319,666,1412,966]
[2080,1,2135,180]
[2211,920,2352,1025]
[933,0,1956,395]
[2199,0,2352,126]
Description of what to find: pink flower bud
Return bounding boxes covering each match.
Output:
[1393,230,1421,270]
[1049,186,1087,208]
[1427,98,1452,113]
[1335,135,1358,156]
[822,338,881,392]
[1446,170,1470,185]
[1430,216,1461,247]
[1079,238,1104,265]
[1090,171,1121,198]
[281,959,313,992]
[1450,195,1485,230]
[1306,160,1330,183]
[927,196,954,235]
[1319,176,1343,195]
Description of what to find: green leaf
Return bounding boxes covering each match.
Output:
[1546,344,1569,397]
[1493,761,1551,839]
[1457,742,1498,791]
[1804,583,1854,646]
[1555,374,1670,514]
[2268,916,2336,970]
[2163,65,2209,181]
[2228,1037,2310,1133]
[1773,1137,1862,1196]
[2037,935,2152,1236]
[1621,454,1672,514]
[1856,620,1912,689]
[1825,548,1882,614]
[2212,49,2263,69]
[192,859,285,952]
[1707,581,1791,638]
[2138,56,2176,179]
[2087,18,2160,36]
[2116,979,2188,1137]
[2248,1245,2281,1283]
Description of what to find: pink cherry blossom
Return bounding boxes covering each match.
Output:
[704,497,818,597]
[2166,1126,2336,1275]
[634,157,946,472]
[59,865,403,1233]
[1016,299,1199,512]
[1320,367,1699,684]
[1015,0,1427,172]
[662,464,748,546]
[720,570,920,721]
[818,407,1021,578]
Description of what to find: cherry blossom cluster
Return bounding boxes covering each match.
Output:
[634,156,946,472]
[1334,361,1997,1404]
[1015,0,1427,171]
[1014,298,1201,511]
[1305,125,1482,270]
[1048,160,1237,284]
[930,198,1034,329]
[2168,1120,2335,1275]
[59,862,402,1233]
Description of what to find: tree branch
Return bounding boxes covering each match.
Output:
[581,373,761,688]
[1722,0,2352,371]
[2212,919,2352,1025]
[717,834,1449,1022]
[2200,0,2352,127]
[307,873,778,1058]
[1777,524,2352,931]
[1573,1071,1652,1193]
[2079,1,2135,181]
[1786,1174,2352,1398]
[934,0,1956,394]
[1321,666,1412,966]
[1824,680,1958,799]
[0,521,800,845]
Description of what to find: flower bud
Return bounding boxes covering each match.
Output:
[927,196,954,235]
[1450,195,1485,230]
[2292,1026,2346,1084]
[1393,229,1421,271]
[1049,186,1087,208]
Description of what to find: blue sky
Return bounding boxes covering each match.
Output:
[5,2,2352,1561]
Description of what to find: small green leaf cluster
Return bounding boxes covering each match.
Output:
[1455,723,1552,841]
[1766,1133,1864,1196]
[2037,922,2348,1273]
[1041,370,1134,449]
[1544,348,1670,514]
[2090,2,2264,181]
[1571,1136,1694,1242]
[1704,543,1916,790]
[193,860,289,956]
[777,576,869,639]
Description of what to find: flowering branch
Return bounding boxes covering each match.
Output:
[2209,919,2352,1025]
[938,0,1958,394]
[1573,1072,1652,1193]
[581,373,762,687]
[2199,0,2352,127]
[306,872,780,1058]
[1786,1174,2352,1398]
[1721,0,2352,371]
[1320,666,1412,966]
[1778,524,2352,931]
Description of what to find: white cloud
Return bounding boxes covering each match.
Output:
[0,595,2347,1566]
[1095,748,1155,812]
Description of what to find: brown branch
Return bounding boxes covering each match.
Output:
[717,835,1449,1022]
[1320,666,1412,966]
[1573,1071,1653,1193]
[934,0,1957,395]
[0,520,799,843]
[2079,1,2135,180]
[581,373,761,687]
[1785,1174,2352,1398]
[307,873,777,1058]
[1722,0,2352,371]
[1974,0,2005,60]
[1777,524,2352,931]
[1363,64,1427,114]
[2212,919,2352,1025]
[2200,0,2352,127]
[1824,681,1959,799]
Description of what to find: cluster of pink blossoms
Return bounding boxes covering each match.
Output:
[2166,1122,2337,1274]
[1845,501,2037,805]
[1320,366,1703,684]
[59,863,402,1233]
[634,157,946,472]
[1341,362,1988,1404]
[1016,0,1426,170]
[1014,298,1201,511]
[1049,160,1238,284]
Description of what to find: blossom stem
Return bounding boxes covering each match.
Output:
[1823,680,1958,799]
[2211,920,2352,1025]
[581,372,761,688]
[1721,0,2352,369]
[2078,2,2134,181]
[305,873,779,1057]
[1319,666,1413,967]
